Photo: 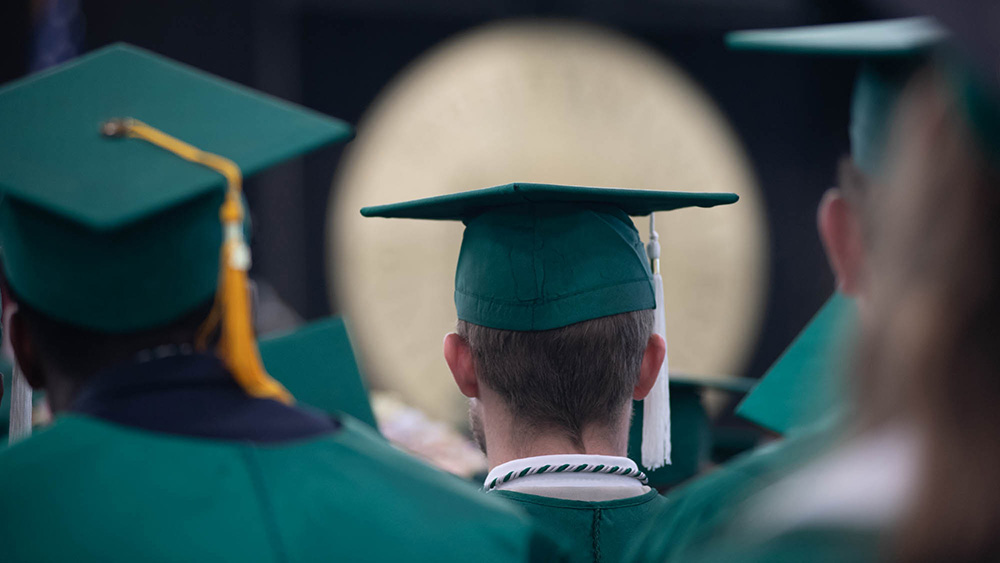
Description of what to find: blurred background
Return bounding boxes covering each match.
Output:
[0,0,906,474]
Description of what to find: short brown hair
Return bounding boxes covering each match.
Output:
[456,309,654,448]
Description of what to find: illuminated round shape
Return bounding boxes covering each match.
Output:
[330,21,769,426]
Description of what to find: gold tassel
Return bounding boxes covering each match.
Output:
[101,118,293,404]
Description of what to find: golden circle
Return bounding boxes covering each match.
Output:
[330,21,769,426]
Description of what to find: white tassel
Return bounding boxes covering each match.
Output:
[9,363,32,445]
[642,214,671,469]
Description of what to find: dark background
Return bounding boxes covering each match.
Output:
[0,0,909,384]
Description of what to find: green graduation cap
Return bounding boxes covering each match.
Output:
[737,293,858,435]
[361,183,737,331]
[259,317,378,429]
[727,17,947,177]
[627,373,755,490]
[0,43,353,334]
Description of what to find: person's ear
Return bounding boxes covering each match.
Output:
[9,309,45,390]
[817,188,865,296]
[634,333,666,400]
[443,332,478,399]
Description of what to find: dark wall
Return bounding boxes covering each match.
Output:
[0,2,30,84]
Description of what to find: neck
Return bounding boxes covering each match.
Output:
[42,375,87,414]
[481,400,631,469]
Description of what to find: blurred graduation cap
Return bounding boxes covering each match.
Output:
[259,317,378,429]
[727,17,947,178]
[627,373,756,490]
[866,3,1000,168]
[872,0,998,81]
[737,293,858,435]
[362,182,738,468]
[0,43,353,403]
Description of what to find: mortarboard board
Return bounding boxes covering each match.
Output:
[736,293,857,435]
[361,183,737,331]
[0,43,353,403]
[363,182,737,468]
[259,317,378,429]
[727,18,947,177]
[627,373,755,489]
[0,43,352,332]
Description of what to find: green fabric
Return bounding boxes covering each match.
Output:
[727,18,945,178]
[0,414,564,562]
[492,489,668,563]
[683,526,883,563]
[624,421,840,563]
[259,316,377,429]
[360,183,738,220]
[736,293,856,435]
[0,43,353,331]
[361,183,737,331]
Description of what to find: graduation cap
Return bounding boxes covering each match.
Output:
[737,293,858,435]
[362,182,738,468]
[259,317,378,429]
[727,17,947,177]
[627,373,755,489]
[0,43,353,403]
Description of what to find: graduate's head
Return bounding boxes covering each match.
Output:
[728,18,946,306]
[361,182,737,462]
[5,283,216,412]
[0,44,352,408]
[450,310,661,456]
[851,55,1000,562]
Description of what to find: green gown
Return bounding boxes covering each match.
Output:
[683,526,883,563]
[625,292,856,562]
[624,422,838,562]
[0,415,562,562]
[492,489,669,563]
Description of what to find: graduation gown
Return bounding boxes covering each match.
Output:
[0,354,561,562]
[486,454,669,563]
[682,526,883,563]
[633,424,915,563]
[625,421,838,563]
[494,490,668,563]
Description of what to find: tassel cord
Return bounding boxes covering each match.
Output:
[100,118,292,404]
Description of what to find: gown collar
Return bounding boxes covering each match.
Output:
[71,350,338,443]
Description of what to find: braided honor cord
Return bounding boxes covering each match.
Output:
[486,463,649,491]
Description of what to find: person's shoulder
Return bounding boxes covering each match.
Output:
[307,416,567,561]
[627,427,835,563]
[0,415,566,562]
[329,416,524,511]
[0,416,107,473]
